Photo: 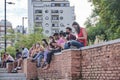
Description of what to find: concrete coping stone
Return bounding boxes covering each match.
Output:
[54,39,120,55]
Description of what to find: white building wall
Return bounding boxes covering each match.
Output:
[28,0,75,36]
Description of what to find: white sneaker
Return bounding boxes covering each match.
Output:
[17,67,22,70]
[14,68,17,71]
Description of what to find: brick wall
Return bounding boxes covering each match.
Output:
[22,59,38,80]
[81,40,120,80]
[21,39,120,80]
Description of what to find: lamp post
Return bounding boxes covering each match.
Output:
[4,0,15,52]
[22,17,27,34]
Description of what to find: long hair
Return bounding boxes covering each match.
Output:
[72,22,80,34]
[42,39,48,46]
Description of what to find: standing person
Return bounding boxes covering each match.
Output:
[72,22,87,46]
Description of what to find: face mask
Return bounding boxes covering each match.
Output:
[49,39,53,42]
[36,44,40,48]
[42,41,45,44]
[66,32,70,35]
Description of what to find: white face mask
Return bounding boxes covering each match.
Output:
[36,44,40,48]
[49,39,53,42]
[42,41,45,44]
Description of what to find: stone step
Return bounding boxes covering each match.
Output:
[0,68,8,73]
[0,73,26,77]
[17,70,23,73]
[0,77,26,80]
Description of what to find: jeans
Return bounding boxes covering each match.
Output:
[64,40,84,49]
[44,50,49,62]
[32,52,44,67]
[46,49,61,64]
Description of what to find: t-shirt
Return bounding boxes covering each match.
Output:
[57,37,66,46]
[7,55,14,61]
[22,48,29,58]
[66,34,76,40]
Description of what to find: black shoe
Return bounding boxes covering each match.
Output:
[41,62,47,68]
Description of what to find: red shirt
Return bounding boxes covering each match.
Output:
[77,28,87,46]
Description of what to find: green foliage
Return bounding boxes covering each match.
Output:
[5,25,46,57]
[86,0,120,44]
[6,46,16,58]
[14,27,47,49]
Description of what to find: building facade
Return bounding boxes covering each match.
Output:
[28,0,75,36]
[15,25,27,34]
[0,20,12,51]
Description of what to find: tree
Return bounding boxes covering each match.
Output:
[14,27,46,49]
[85,0,120,44]
[6,46,16,58]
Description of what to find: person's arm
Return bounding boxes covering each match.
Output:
[77,28,87,40]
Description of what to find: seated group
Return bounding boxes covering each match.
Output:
[0,22,87,71]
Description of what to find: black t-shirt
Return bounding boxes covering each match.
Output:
[66,34,76,41]
[16,52,22,59]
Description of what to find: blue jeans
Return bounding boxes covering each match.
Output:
[64,40,84,49]
[32,52,44,67]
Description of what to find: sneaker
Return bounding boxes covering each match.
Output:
[17,67,22,70]
[14,68,17,71]
[41,62,47,68]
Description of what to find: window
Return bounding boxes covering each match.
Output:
[66,3,69,7]
[35,15,42,20]
[45,10,48,13]
[51,15,59,20]
[52,29,59,33]
[52,23,59,27]
[60,23,65,27]
[51,10,59,13]
[55,3,60,7]
[45,30,49,34]
[51,3,61,7]
[35,22,42,27]
[35,10,42,14]
[60,10,63,13]
[51,3,55,7]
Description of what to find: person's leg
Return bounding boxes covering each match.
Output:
[70,40,84,48]
[2,61,6,68]
[18,58,22,67]
[32,52,43,61]
[37,54,43,67]
[64,42,70,49]
[43,50,57,69]
[44,51,48,62]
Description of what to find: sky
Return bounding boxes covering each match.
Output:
[0,0,92,28]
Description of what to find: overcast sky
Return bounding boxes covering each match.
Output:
[0,0,92,28]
